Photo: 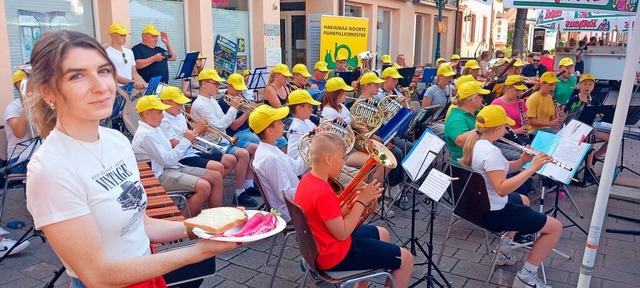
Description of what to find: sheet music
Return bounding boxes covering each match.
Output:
[540,137,590,184]
[557,119,593,142]
[402,130,445,182]
[419,169,451,202]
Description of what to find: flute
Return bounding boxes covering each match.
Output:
[499,137,573,171]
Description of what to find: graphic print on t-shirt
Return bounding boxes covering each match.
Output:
[91,159,146,212]
[117,180,145,211]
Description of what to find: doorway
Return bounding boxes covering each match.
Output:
[280,13,306,66]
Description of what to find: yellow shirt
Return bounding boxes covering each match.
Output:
[444,104,456,121]
[526,91,555,132]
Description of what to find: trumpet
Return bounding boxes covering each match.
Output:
[499,137,572,171]
[186,114,238,147]
[167,124,227,155]
[223,94,259,114]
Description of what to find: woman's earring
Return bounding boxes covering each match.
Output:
[49,101,55,110]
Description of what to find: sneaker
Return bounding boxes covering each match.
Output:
[244,186,262,197]
[374,200,395,218]
[495,249,517,266]
[514,233,534,244]
[385,185,402,200]
[0,238,30,257]
[512,271,550,288]
[234,193,258,207]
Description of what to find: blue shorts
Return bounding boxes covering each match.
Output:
[234,128,287,149]
[326,224,402,271]
[482,193,547,234]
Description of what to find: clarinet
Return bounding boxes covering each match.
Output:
[506,126,528,146]
[516,98,530,139]
[552,69,568,128]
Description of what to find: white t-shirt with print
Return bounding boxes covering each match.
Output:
[106,46,136,81]
[471,139,510,211]
[26,127,150,278]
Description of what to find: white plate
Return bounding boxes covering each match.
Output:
[191,210,286,242]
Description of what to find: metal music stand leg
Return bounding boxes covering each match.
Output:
[44,266,67,288]
[615,137,640,179]
[545,180,588,234]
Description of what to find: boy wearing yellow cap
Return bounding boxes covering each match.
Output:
[435,57,446,68]
[309,61,329,93]
[132,24,176,83]
[328,54,350,78]
[421,64,456,137]
[463,60,481,79]
[286,90,321,160]
[444,81,490,161]
[377,67,405,101]
[5,68,34,174]
[250,105,307,222]
[526,72,562,134]
[106,23,146,90]
[132,95,224,215]
[554,57,578,105]
[458,105,561,288]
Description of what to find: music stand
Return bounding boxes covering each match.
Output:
[247,67,268,102]
[397,67,417,87]
[174,51,200,80]
[421,68,437,84]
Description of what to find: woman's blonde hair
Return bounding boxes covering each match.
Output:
[458,116,497,166]
[267,71,277,85]
[27,30,118,138]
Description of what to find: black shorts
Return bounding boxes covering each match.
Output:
[326,224,402,271]
[482,194,547,235]
[179,154,220,169]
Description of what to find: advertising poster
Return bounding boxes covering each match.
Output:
[505,0,637,14]
[319,15,369,69]
[213,34,238,78]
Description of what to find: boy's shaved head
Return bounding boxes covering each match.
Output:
[309,131,347,165]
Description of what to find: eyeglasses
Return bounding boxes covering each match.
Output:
[122,52,128,64]
[204,80,219,86]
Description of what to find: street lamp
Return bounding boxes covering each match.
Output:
[434,0,446,62]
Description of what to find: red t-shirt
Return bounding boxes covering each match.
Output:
[541,56,554,73]
[294,173,351,270]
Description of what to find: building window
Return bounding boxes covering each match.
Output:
[345,5,363,17]
[462,13,471,42]
[130,0,186,87]
[212,0,251,75]
[470,14,476,43]
[4,0,95,67]
[376,9,391,62]
[482,16,487,42]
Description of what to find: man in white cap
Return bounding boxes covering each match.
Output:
[106,23,146,89]
[132,24,177,83]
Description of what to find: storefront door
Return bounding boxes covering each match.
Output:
[280,13,306,66]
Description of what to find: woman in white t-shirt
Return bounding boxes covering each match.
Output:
[25,30,240,288]
[458,105,562,288]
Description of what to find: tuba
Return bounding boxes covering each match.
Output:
[223,94,259,114]
[186,114,238,150]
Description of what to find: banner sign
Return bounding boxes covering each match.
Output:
[213,34,238,78]
[560,17,614,32]
[320,15,369,69]
[505,0,637,15]
[536,9,566,25]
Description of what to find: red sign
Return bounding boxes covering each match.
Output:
[212,0,229,7]
[565,19,598,29]
[545,10,563,20]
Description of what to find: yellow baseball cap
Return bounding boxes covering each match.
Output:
[437,64,456,77]
[227,73,248,91]
[288,90,321,106]
[136,95,171,113]
[242,70,251,77]
[198,68,225,82]
[476,105,516,128]
[359,72,384,85]
[159,86,190,104]
[493,59,507,67]
[436,57,446,63]
[326,77,354,92]
[381,54,392,64]
[512,59,525,67]
[12,69,27,84]
[141,24,160,36]
[249,105,289,134]
[292,64,312,78]
[381,67,403,79]
[451,54,461,60]
[109,23,130,35]
[457,81,490,100]
[505,75,528,91]
[464,60,481,69]
[539,72,559,84]
[580,73,596,83]
[314,61,329,72]
[336,54,347,61]
[455,75,479,89]
[272,63,293,77]
[558,57,574,67]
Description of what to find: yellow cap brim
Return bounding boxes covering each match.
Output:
[172,95,191,104]
[230,83,248,91]
[441,71,456,77]
[290,98,321,106]
[513,84,528,91]
[478,88,491,95]
[299,71,311,78]
[389,74,403,79]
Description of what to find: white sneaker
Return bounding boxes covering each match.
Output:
[495,248,517,266]
[385,185,402,200]
[374,200,395,218]
[512,271,550,288]
[0,238,30,257]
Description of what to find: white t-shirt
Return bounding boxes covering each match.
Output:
[287,118,316,161]
[106,46,135,81]
[26,127,150,278]
[4,98,29,158]
[320,104,351,125]
[471,139,510,211]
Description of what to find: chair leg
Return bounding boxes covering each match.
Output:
[269,231,295,288]
[265,233,278,265]
[301,268,310,287]
[0,177,24,224]
[437,214,456,266]
[483,230,491,255]
[485,233,506,288]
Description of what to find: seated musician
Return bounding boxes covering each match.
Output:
[435,57,446,68]
[289,64,318,91]
[443,75,478,122]
[462,60,481,80]
[308,61,330,98]
[328,54,350,78]
[241,70,255,100]
[554,58,578,106]
[526,72,562,134]
[450,54,462,77]
[287,90,321,161]
[444,81,490,163]
[490,59,525,101]
[377,67,405,101]
[421,64,456,138]
[294,132,414,288]
[180,51,205,99]
[250,105,307,222]
[133,95,224,215]
[5,69,34,173]
[492,75,531,142]
[264,63,293,108]
[458,105,562,288]
[564,74,609,170]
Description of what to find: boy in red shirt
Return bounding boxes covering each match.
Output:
[294,132,414,288]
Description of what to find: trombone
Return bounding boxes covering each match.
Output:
[167,124,227,155]
[186,114,238,147]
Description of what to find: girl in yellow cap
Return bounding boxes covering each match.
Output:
[459,105,561,288]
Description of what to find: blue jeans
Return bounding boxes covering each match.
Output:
[70,278,87,288]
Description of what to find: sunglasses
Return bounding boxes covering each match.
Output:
[533,59,541,62]
[122,52,128,64]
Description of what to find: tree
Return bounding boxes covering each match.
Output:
[511,8,527,54]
